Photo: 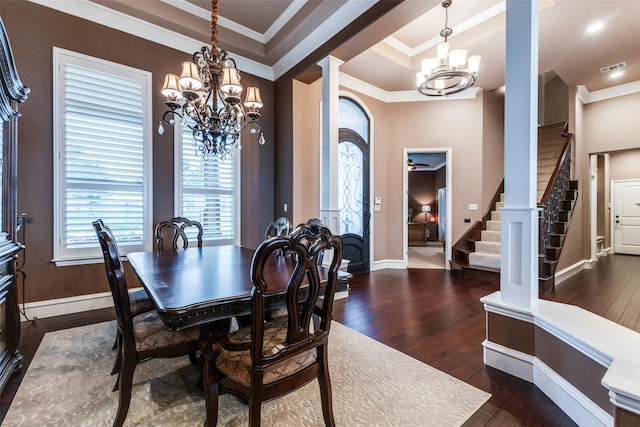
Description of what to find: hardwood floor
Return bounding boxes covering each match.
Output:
[1,253,638,425]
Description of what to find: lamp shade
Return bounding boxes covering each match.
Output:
[220,67,242,102]
[243,86,263,109]
[422,205,431,212]
[161,74,181,99]
[178,61,203,91]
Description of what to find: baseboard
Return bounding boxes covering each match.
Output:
[554,259,591,286]
[20,290,117,321]
[22,285,350,321]
[483,340,613,427]
[534,359,612,427]
[483,340,534,382]
[371,259,404,270]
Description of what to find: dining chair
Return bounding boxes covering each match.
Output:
[93,220,201,427]
[200,222,343,427]
[264,216,291,240]
[155,216,203,250]
[94,220,155,377]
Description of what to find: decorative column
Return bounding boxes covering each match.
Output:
[500,0,539,307]
[317,55,343,233]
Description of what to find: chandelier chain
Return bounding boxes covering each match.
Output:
[210,0,218,50]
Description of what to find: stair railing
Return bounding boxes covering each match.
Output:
[538,122,574,256]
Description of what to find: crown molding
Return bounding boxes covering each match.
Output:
[27,0,274,81]
[577,80,640,104]
[272,0,379,80]
[339,72,481,103]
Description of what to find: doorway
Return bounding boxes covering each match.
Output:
[612,179,640,255]
[404,148,452,269]
[339,128,370,273]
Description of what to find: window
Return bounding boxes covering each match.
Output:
[174,126,239,246]
[338,97,370,236]
[53,48,152,264]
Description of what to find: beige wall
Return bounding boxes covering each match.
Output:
[292,79,322,225]
[482,90,505,205]
[292,79,489,263]
[609,149,640,180]
[558,91,640,270]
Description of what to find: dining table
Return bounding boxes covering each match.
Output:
[126,245,348,331]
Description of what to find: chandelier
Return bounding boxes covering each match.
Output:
[416,0,481,96]
[158,0,264,160]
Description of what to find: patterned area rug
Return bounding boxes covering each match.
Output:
[3,321,489,426]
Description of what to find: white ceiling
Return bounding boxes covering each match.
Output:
[34,0,640,97]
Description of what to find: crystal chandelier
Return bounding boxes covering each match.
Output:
[159,0,264,160]
[416,0,481,96]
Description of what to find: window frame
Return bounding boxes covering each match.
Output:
[173,124,241,247]
[52,47,153,265]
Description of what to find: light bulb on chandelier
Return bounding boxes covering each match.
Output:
[416,0,481,97]
[158,0,265,160]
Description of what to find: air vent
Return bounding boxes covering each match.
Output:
[600,62,627,73]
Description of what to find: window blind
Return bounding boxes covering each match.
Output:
[53,48,152,263]
[179,128,237,244]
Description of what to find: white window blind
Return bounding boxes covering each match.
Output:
[53,48,152,263]
[0,123,3,231]
[175,127,239,245]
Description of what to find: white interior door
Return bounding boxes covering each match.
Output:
[613,180,640,255]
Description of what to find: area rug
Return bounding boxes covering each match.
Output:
[3,321,489,426]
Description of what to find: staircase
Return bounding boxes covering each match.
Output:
[453,122,577,291]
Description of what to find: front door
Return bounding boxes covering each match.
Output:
[613,180,640,255]
[338,129,370,273]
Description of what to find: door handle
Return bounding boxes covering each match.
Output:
[364,211,371,235]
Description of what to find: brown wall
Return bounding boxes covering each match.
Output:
[408,171,438,223]
[3,1,275,303]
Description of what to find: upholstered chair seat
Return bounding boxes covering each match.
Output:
[132,311,201,352]
[216,318,317,387]
[129,289,155,316]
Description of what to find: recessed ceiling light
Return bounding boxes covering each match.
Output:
[609,70,624,79]
[586,22,605,33]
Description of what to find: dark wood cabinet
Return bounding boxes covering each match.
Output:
[0,17,29,394]
[425,222,438,241]
[408,222,427,245]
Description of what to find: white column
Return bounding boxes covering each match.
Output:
[317,55,343,233]
[500,0,539,307]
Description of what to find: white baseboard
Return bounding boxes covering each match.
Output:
[534,359,612,427]
[20,290,117,321]
[22,286,349,321]
[371,259,404,270]
[483,340,534,382]
[555,259,591,285]
[484,340,613,427]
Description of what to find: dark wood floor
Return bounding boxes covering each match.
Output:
[1,253,638,425]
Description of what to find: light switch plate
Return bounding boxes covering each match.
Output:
[374,205,381,211]
[468,203,478,211]
[375,196,382,204]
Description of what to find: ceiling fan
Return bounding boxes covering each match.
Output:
[407,158,429,171]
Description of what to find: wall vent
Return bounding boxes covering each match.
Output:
[600,62,627,73]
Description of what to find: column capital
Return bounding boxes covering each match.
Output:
[317,55,344,69]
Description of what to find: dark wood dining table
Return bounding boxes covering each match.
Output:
[126,245,346,331]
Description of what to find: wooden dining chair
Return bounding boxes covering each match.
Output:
[155,216,203,250]
[264,216,291,240]
[200,222,343,427]
[94,220,155,376]
[93,220,201,427]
